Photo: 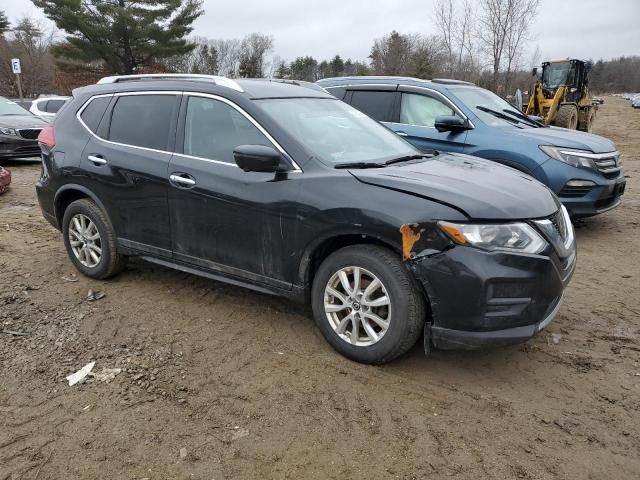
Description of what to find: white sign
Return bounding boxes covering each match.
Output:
[11,58,21,74]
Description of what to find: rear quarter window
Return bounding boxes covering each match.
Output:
[79,97,111,133]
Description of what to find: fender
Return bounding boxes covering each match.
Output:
[53,183,110,225]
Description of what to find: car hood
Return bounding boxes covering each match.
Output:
[509,125,616,153]
[350,153,559,220]
[0,114,49,128]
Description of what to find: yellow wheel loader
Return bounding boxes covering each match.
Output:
[526,59,597,132]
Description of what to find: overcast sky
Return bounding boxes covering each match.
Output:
[4,0,640,66]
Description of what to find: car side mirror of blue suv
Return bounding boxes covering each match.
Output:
[434,116,471,133]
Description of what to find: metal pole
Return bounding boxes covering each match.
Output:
[15,73,24,106]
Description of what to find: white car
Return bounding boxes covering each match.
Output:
[29,96,70,119]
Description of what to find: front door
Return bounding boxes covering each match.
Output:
[385,90,468,153]
[168,93,293,289]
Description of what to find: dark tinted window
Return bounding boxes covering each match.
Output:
[80,97,111,133]
[183,96,270,163]
[326,86,346,100]
[45,99,66,113]
[348,90,395,122]
[108,95,176,150]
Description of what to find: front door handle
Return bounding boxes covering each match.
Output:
[169,173,196,187]
[88,154,107,165]
[396,131,408,137]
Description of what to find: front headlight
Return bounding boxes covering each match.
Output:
[540,145,596,170]
[438,221,547,254]
[0,127,19,136]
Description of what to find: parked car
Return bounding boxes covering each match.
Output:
[591,97,604,105]
[36,74,576,364]
[0,96,49,160]
[317,77,625,218]
[0,166,10,194]
[633,97,640,109]
[29,96,70,119]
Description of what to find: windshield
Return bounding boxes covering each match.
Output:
[256,98,419,165]
[449,87,521,127]
[542,63,572,89]
[0,97,31,116]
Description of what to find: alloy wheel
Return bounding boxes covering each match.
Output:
[323,266,391,346]
[68,213,102,268]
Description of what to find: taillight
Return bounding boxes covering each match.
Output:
[38,126,56,148]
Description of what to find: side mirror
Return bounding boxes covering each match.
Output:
[434,116,470,133]
[233,145,283,172]
[532,67,538,76]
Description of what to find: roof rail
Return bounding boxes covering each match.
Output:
[431,78,475,86]
[96,74,244,92]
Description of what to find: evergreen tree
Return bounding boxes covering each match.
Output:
[32,0,203,73]
[329,55,344,77]
[0,10,9,35]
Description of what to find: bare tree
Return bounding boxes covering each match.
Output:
[477,0,540,92]
[238,33,274,78]
[433,0,477,79]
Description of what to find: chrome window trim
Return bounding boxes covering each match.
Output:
[75,91,302,173]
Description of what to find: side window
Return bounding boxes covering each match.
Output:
[349,90,395,122]
[45,99,66,113]
[183,96,271,163]
[400,93,458,128]
[108,95,176,150]
[38,100,49,113]
[80,96,111,133]
[326,86,346,101]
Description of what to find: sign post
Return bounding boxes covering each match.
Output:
[11,58,24,105]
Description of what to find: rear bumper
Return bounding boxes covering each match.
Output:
[411,243,575,350]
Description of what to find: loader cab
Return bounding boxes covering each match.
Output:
[541,60,589,103]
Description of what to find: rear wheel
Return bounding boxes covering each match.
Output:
[62,199,126,279]
[311,245,425,364]
[555,105,578,129]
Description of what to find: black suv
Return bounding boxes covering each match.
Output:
[36,74,576,364]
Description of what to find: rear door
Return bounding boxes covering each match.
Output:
[386,87,468,153]
[79,92,180,255]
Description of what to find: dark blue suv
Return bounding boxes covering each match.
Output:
[317,77,625,218]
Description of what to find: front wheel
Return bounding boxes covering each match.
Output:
[311,245,425,364]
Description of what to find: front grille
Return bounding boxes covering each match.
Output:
[591,152,622,179]
[550,209,569,240]
[18,128,42,140]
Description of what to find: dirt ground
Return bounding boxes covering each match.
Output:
[1,98,639,480]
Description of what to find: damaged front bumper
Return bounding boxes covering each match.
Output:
[407,234,576,350]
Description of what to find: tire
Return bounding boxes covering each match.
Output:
[311,245,425,364]
[554,105,578,129]
[578,107,596,132]
[62,198,126,279]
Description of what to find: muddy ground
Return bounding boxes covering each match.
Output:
[1,98,639,479]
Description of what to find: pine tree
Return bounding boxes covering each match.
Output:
[32,0,203,74]
[0,10,9,35]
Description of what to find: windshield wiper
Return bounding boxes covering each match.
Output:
[501,108,545,128]
[384,154,428,166]
[334,162,385,169]
[475,105,525,127]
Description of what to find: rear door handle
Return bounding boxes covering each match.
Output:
[88,154,107,165]
[169,173,196,187]
[396,131,408,137]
